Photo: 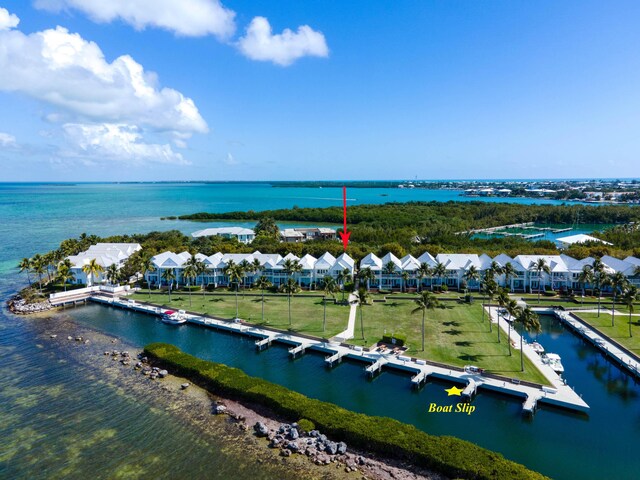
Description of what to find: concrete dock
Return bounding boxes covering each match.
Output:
[86,294,590,415]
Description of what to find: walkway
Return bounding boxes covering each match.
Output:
[332,293,358,342]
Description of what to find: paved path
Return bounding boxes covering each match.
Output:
[333,293,358,341]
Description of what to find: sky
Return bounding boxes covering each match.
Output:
[1,1,640,182]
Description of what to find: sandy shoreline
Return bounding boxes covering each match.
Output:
[31,313,445,480]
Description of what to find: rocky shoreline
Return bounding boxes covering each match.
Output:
[7,294,54,315]
[34,315,444,480]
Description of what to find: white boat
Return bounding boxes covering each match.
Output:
[531,342,545,354]
[542,353,564,373]
[161,310,187,325]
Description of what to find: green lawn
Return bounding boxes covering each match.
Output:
[574,311,640,356]
[349,300,549,384]
[130,291,350,338]
[130,291,549,384]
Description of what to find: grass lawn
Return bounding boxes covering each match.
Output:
[130,292,350,338]
[574,311,640,356]
[349,300,549,384]
[131,291,549,384]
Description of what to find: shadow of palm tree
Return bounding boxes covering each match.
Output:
[454,341,473,347]
[443,321,461,327]
[209,298,224,303]
[443,329,462,336]
[458,354,484,362]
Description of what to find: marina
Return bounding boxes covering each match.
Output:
[87,293,590,415]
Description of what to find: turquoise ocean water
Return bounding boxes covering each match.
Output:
[0,182,637,479]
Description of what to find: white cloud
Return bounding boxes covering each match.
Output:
[62,123,189,165]
[34,0,236,39]
[0,132,17,147]
[0,24,207,134]
[237,16,329,66]
[0,7,19,30]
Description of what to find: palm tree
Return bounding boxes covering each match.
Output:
[282,258,302,283]
[577,265,594,298]
[502,262,516,292]
[500,293,518,356]
[82,258,104,287]
[31,254,46,294]
[400,271,410,293]
[195,259,209,298]
[621,285,639,337]
[357,267,375,291]
[382,261,396,290]
[489,261,504,280]
[353,286,370,340]
[513,306,541,372]
[416,262,432,292]
[18,258,33,286]
[57,264,75,292]
[608,271,629,327]
[280,277,300,326]
[322,276,339,332]
[223,260,242,319]
[251,258,262,286]
[255,276,272,322]
[161,268,176,302]
[433,261,446,291]
[530,258,551,303]
[182,262,198,308]
[105,264,120,286]
[481,279,498,332]
[592,258,606,317]
[43,251,55,284]
[239,259,252,295]
[336,268,351,302]
[138,255,155,298]
[412,291,439,351]
[496,288,510,344]
[463,265,480,291]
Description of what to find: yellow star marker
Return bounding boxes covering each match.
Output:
[445,385,463,396]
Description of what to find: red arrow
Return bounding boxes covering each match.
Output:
[339,186,351,251]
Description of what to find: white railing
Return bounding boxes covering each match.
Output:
[49,284,130,300]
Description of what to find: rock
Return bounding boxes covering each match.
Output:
[309,430,320,438]
[104,351,110,356]
[337,442,347,455]
[158,369,168,378]
[142,369,151,375]
[318,434,328,443]
[288,428,299,440]
[357,456,366,466]
[278,424,289,434]
[280,449,291,457]
[325,442,338,455]
[121,351,129,357]
[84,340,90,345]
[180,383,190,389]
[67,336,73,341]
[253,422,269,437]
[134,362,142,369]
[269,438,281,448]
[214,405,227,414]
[75,336,82,342]
[285,441,300,453]
[50,334,57,338]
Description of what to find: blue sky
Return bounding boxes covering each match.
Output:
[1,1,640,181]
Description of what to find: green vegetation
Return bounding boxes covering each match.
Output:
[174,202,640,259]
[130,291,549,384]
[144,342,547,480]
[574,312,640,356]
[130,292,349,338]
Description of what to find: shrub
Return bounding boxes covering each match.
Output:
[144,343,543,480]
[297,418,315,433]
[441,284,448,292]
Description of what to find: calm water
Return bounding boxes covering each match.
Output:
[0,182,636,479]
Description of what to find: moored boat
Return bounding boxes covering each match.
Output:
[531,342,545,354]
[162,310,187,325]
[541,353,564,373]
